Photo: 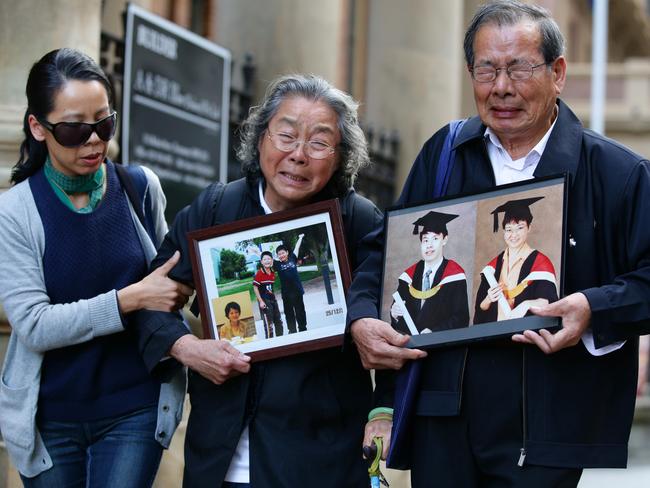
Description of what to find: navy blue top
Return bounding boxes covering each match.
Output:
[30,162,159,421]
[274,253,304,295]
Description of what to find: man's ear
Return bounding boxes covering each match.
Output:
[28,114,47,142]
[552,56,567,95]
[442,235,449,246]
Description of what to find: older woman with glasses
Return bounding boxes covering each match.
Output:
[0,48,192,487]
[129,74,421,487]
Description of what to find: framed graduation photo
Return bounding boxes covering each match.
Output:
[188,199,351,361]
[380,175,568,349]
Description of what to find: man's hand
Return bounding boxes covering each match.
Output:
[363,418,392,460]
[170,334,251,384]
[512,292,591,354]
[350,318,426,370]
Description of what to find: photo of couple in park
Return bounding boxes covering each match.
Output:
[190,203,350,359]
[382,177,566,346]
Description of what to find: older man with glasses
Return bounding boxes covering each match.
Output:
[359,1,650,487]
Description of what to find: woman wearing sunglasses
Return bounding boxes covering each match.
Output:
[0,48,192,487]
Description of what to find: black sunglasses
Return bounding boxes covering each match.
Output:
[38,112,117,147]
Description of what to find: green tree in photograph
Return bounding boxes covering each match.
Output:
[220,249,247,280]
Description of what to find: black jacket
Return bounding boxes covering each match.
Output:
[133,177,383,487]
[384,99,650,468]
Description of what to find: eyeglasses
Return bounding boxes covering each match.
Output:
[37,112,117,147]
[470,61,550,83]
[266,130,336,160]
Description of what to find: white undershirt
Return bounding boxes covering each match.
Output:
[224,426,250,482]
[484,121,625,356]
[224,181,273,483]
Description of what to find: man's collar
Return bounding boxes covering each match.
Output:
[532,99,582,181]
[258,179,273,215]
[484,114,557,161]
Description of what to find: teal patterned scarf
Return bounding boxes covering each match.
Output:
[43,156,105,213]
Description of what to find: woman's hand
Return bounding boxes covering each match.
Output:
[480,283,504,311]
[118,251,194,314]
[487,283,505,303]
[258,299,267,310]
[170,334,251,384]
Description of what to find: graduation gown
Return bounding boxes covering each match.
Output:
[393,258,469,333]
[473,249,558,324]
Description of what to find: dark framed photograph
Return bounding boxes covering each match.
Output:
[381,175,567,349]
[188,199,351,361]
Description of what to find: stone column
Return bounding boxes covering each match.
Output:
[211,0,348,94]
[0,0,102,192]
[363,0,466,193]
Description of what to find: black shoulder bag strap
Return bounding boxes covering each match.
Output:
[387,118,468,469]
[114,163,163,248]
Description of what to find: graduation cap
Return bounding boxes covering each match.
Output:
[412,210,459,236]
[490,196,544,232]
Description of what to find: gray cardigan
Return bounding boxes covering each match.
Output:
[0,166,186,477]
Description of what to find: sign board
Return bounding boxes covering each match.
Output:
[123,4,231,221]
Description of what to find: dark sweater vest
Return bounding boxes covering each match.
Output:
[30,162,159,422]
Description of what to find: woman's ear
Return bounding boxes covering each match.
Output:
[28,114,47,142]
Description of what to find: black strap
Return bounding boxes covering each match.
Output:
[433,118,467,198]
[189,178,249,317]
[211,178,249,226]
[115,163,147,229]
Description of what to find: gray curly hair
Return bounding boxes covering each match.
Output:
[237,74,370,197]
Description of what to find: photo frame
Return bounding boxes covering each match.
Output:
[381,175,568,349]
[188,199,351,361]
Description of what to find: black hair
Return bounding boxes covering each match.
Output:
[502,207,533,229]
[276,245,289,254]
[224,301,241,316]
[420,229,448,240]
[259,251,274,271]
[11,48,114,184]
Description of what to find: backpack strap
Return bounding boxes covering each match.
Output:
[340,190,378,265]
[210,178,250,226]
[433,118,467,198]
[388,118,467,469]
[115,163,158,247]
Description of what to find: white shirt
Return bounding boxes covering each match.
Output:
[485,119,555,186]
[484,121,625,356]
[421,258,442,305]
[224,180,274,483]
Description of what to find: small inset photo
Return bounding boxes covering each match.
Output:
[212,291,258,345]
